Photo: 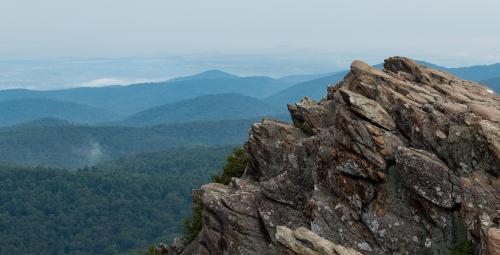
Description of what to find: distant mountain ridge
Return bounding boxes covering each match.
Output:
[265,71,348,107]
[0,62,497,127]
[119,93,283,126]
[0,70,294,116]
[479,77,500,92]
[169,70,238,82]
[0,98,119,127]
[445,63,500,81]
[277,72,336,84]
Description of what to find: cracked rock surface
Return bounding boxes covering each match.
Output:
[180,57,500,255]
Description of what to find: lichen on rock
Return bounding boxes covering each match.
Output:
[176,57,500,255]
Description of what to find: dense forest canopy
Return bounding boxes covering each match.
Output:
[0,146,235,255]
[0,119,260,169]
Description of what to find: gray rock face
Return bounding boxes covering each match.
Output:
[180,57,500,255]
[395,147,461,209]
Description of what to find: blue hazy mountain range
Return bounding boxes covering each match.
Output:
[0,70,292,116]
[0,98,122,127]
[0,60,497,169]
[119,93,282,126]
[480,77,500,92]
[0,55,347,90]
[0,60,498,128]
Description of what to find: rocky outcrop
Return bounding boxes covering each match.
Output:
[180,57,500,254]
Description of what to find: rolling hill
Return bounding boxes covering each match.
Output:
[119,93,284,126]
[0,98,119,127]
[0,115,289,169]
[446,63,500,81]
[0,70,293,115]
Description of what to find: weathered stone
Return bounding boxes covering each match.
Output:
[339,89,396,130]
[288,97,337,135]
[395,147,461,208]
[276,226,325,255]
[176,57,500,255]
[276,226,364,255]
[487,228,500,255]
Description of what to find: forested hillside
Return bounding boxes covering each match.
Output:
[0,98,119,127]
[0,146,236,255]
[120,93,283,126]
[97,146,234,174]
[0,118,261,169]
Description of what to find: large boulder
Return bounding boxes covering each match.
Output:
[181,57,500,255]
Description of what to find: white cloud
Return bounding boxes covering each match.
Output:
[79,78,162,87]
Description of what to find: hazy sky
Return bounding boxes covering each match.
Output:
[1,0,500,66]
